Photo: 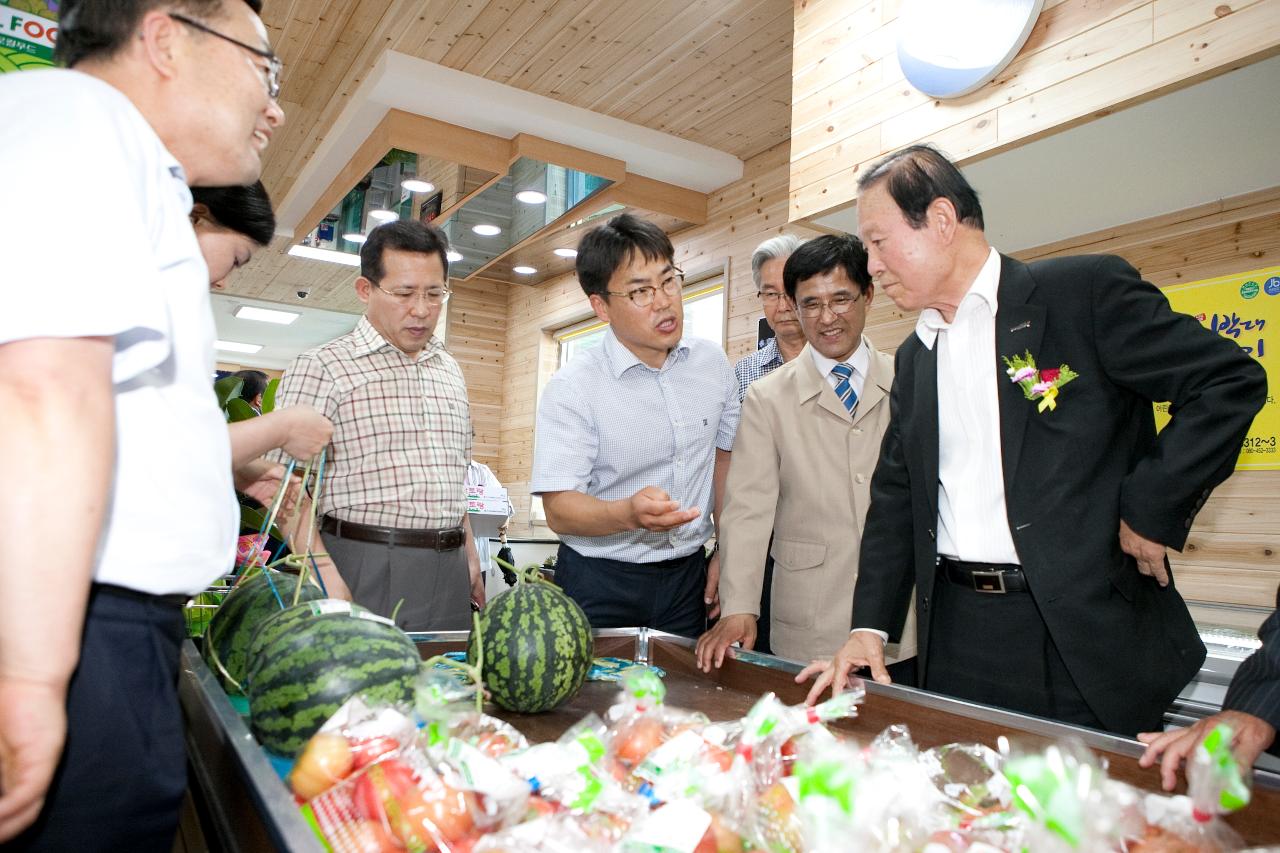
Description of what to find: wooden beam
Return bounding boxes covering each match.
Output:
[385,109,511,174]
[511,134,626,183]
[608,174,708,225]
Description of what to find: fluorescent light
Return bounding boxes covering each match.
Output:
[446,250,463,263]
[369,209,398,222]
[553,247,578,258]
[513,265,537,275]
[472,223,501,236]
[343,232,366,244]
[234,305,300,325]
[288,244,361,266]
[515,190,547,204]
[402,179,435,193]
[215,339,263,354]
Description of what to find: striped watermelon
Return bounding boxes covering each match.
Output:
[246,610,421,756]
[203,568,324,693]
[245,598,370,665]
[466,564,593,713]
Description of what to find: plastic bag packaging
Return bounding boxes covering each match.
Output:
[290,696,417,801]
[1003,739,1136,852]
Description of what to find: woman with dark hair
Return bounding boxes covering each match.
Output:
[193,183,333,511]
[191,181,275,289]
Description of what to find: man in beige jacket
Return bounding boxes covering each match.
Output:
[696,234,917,678]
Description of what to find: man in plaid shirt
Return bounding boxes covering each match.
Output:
[274,221,482,631]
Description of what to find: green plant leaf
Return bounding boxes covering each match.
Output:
[214,376,244,410]
[261,377,280,414]
[226,398,258,422]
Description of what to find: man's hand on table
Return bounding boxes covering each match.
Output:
[1138,710,1276,791]
[695,613,757,672]
[796,631,889,705]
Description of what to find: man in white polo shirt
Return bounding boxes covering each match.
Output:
[0,0,284,847]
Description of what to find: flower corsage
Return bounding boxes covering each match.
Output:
[1003,350,1078,413]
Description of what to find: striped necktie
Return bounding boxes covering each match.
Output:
[831,362,858,414]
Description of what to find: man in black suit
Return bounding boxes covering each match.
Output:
[800,145,1266,735]
[1138,586,1279,785]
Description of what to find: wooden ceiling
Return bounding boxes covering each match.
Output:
[259,0,794,211]
[229,0,795,313]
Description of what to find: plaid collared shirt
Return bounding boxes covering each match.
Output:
[274,316,471,529]
[732,337,784,401]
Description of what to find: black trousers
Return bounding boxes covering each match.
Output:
[754,550,774,656]
[925,572,1107,731]
[555,544,708,638]
[7,586,187,852]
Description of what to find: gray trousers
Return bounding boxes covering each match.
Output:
[320,532,471,632]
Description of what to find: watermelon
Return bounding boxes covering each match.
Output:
[246,610,421,756]
[466,564,593,713]
[246,598,370,665]
[203,568,324,693]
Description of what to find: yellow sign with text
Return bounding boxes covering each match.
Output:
[1154,264,1277,469]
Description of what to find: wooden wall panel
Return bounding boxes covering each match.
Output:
[445,275,507,467]
[789,0,1280,222]
[497,143,821,535]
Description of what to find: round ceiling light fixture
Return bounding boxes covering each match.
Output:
[472,223,501,236]
[368,209,398,223]
[343,232,367,244]
[401,179,435,193]
[515,190,548,204]
[553,247,578,258]
[513,265,537,275]
[446,250,463,263]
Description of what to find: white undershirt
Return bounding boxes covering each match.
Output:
[852,248,1019,643]
[809,337,870,404]
[916,248,1020,563]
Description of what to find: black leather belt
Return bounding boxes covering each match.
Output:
[321,515,465,551]
[940,556,1028,594]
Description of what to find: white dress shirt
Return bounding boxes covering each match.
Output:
[915,248,1021,564]
[809,339,871,405]
[0,70,238,595]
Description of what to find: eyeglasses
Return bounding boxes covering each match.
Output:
[169,13,283,99]
[372,282,451,306]
[796,293,861,318]
[606,269,684,308]
[759,290,789,305]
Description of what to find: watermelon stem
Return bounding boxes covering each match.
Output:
[492,556,549,588]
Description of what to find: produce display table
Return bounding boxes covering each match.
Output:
[179,629,1280,851]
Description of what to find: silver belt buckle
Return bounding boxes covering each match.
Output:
[971,570,1006,594]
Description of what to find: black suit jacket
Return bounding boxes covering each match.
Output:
[853,253,1268,734]
[1223,586,1280,757]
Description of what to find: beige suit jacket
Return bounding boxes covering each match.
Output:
[719,339,917,664]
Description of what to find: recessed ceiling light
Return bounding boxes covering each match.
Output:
[288,245,361,266]
[235,305,300,325]
[515,190,547,204]
[513,265,537,275]
[215,339,263,354]
[343,232,366,244]
[553,247,578,258]
[472,224,501,236]
[402,179,435,193]
[369,209,398,222]
[446,250,463,263]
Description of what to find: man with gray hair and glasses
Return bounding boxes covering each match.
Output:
[724,234,807,652]
[733,234,808,400]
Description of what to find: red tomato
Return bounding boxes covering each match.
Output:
[392,781,477,851]
[350,735,402,769]
[289,733,354,800]
[613,716,665,767]
[352,759,417,823]
[474,730,517,758]
[694,813,746,853]
[703,744,733,772]
[332,818,399,853]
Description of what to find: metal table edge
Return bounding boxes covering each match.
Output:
[179,641,325,852]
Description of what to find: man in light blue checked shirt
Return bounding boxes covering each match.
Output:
[533,214,740,637]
